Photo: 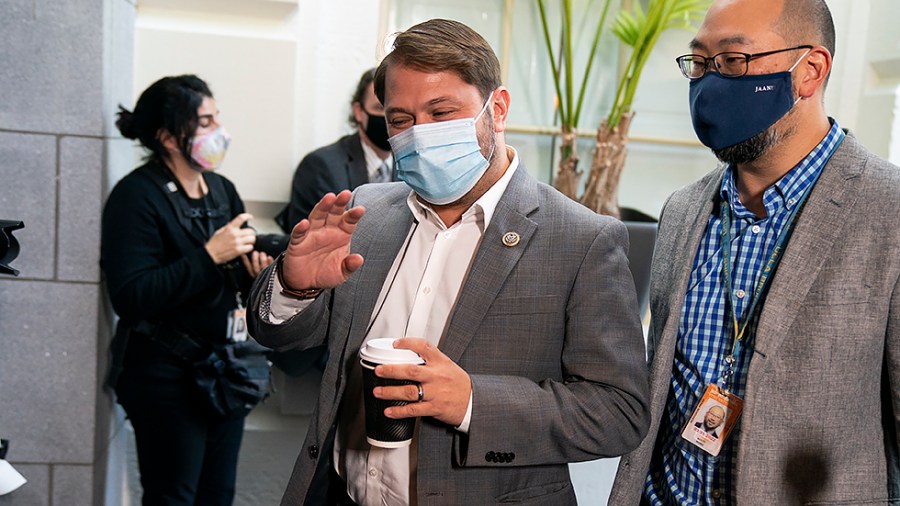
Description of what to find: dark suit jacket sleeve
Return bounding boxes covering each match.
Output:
[460,219,650,465]
[286,152,336,231]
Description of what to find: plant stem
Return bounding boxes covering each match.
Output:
[573,0,613,127]
[537,0,568,126]
[563,0,574,131]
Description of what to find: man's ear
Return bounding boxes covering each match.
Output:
[797,46,832,99]
[352,101,365,127]
[490,87,511,133]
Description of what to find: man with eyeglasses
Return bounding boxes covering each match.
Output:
[610,0,900,504]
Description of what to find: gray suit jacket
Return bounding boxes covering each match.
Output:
[248,166,650,505]
[609,133,900,505]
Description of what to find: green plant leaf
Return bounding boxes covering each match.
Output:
[538,0,710,130]
[607,0,711,128]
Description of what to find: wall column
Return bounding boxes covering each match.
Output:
[0,0,135,504]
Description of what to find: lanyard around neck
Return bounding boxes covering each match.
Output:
[718,136,841,389]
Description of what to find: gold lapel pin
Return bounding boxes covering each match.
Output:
[502,232,520,247]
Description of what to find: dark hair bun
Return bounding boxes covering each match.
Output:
[115,106,138,140]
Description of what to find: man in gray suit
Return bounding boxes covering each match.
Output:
[277,68,392,233]
[610,0,900,504]
[248,18,649,506]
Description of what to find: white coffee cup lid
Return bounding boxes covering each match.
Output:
[359,338,425,365]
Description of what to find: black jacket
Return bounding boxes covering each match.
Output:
[101,161,251,343]
[277,133,368,233]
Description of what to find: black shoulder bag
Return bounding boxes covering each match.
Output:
[130,321,272,419]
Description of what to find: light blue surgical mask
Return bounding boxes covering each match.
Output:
[388,93,495,205]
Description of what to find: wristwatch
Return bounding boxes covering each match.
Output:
[276,253,323,300]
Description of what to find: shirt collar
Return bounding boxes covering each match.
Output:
[406,146,520,231]
[721,119,844,218]
[360,136,392,178]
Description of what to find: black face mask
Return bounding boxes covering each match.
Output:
[363,109,391,151]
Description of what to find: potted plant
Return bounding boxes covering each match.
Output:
[537,0,709,218]
[537,0,707,315]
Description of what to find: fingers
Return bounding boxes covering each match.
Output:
[338,205,366,234]
[306,191,364,232]
[306,192,337,228]
[205,212,258,264]
[240,253,254,276]
[308,191,350,227]
[233,228,257,251]
[342,254,365,277]
[241,251,274,278]
[375,360,426,385]
[373,339,471,426]
[289,219,310,246]
[393,337,437,363]
[229,212,253,228]
[326,190,354,227]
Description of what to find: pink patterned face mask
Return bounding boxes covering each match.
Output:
[190,126,231,170]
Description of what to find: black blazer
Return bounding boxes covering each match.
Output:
[101,161,251,342]
[278,133,368,233]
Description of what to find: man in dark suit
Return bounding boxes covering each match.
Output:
[277,68,393,233]
[248,18,649,506]
[610,0,900,504]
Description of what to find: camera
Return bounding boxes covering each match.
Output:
[0,220,24,277]
[253,233,289,257]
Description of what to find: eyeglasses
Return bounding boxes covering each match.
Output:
[675,45,813,80]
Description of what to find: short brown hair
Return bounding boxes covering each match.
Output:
[374,19,502,104]
[348,67,376,128]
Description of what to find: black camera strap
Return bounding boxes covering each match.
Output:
[144,163,231,245]
[134,320,208,363]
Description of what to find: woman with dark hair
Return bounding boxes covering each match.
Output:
[101,74,272,505]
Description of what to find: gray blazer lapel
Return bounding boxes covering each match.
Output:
[751,134,866,366]
[439,168,539,363]
[345,194,415,352]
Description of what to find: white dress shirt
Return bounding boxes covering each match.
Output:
[265,148,520,505]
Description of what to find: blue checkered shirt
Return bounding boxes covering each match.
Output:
[644,121,845,505]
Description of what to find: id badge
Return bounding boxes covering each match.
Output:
[680,383,743,456]
[227,308,248,342]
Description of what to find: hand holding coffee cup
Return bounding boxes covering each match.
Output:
[371,337,472,429]
[359,338,426,448]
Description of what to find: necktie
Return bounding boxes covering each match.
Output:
[373,161,391,183]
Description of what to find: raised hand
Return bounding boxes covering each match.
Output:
[205,213,256,264]
[280,190,366,291]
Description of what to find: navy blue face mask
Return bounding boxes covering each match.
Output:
[689,55,806,150]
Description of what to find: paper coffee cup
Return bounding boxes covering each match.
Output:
[359,338,425,448]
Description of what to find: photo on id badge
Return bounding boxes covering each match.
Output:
[681,384,743,456]
[228,308,248,342]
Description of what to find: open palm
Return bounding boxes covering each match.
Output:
[282,190,366,290]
